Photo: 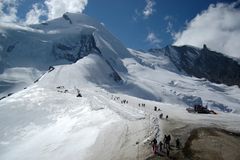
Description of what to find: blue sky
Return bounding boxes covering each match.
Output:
[84,0,236,49]
[0,0,240,57]
[86,0,240,58]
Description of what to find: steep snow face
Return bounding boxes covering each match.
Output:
[38,54,122,89]
[130,48,182,74]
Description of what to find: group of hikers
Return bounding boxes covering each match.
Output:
[159,113,169,120]
[56,86,82,97]
[110,93,178,158]
[151,135,181,158]
[111,95,120,100]
[154,106,161,111]
[111,95,166,116]
[111,95,147,109]
[138,103,146,107]
[111,95,129,104]
[121,99,128,104]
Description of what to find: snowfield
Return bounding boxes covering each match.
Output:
[0,84,149,160]
[1,80,240,160]
[0,13,240,160]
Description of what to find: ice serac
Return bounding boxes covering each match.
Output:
[151,45,240,87]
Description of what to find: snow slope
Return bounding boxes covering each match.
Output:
[126,48,240,113]
[0,13,240,160]
[0,67,43,97]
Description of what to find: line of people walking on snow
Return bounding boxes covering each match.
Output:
[151,135,181,158]
[56,86,82,97]
[111,95,128,104]
[110,95,170,120]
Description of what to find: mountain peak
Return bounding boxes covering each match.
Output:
[0,13,133,95]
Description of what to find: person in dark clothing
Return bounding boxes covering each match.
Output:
[152,138,157,145]
[154,106,157,111]
[176,138,180,149]
[151,138,158,154]
[76,89,82,97]
[163,135,167,148]
[159,141,163,152]
[168,135,171,141]
[159,113,163,119]
[166,115,168,120]
[167,134,171,149]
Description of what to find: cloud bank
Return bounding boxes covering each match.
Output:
[174,1,240,58]
[0,0,88,24]
[0,0,18,23]
[44,0,88,20]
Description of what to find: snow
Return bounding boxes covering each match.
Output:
[0,12,131,96]
[124,49,240,113]
[0,85,115,160]
[0,12,240,160]
[0,67,43,97]
[38,54,120,88]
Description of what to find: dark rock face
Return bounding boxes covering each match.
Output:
[161,45,240,87]
[6,42,18,53]
[52,34,122,82]
[53,34,101,62]
[62,13,72,24]
[41,22,48,25]
[195,48,240,86]
[7,45,15,52]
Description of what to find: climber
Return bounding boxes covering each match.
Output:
[151,138,158,155]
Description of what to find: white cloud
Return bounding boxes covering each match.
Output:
[164,15,175,37]
[0,0,88,25]
[0,0,19,23]
[23,0,88,24]
[174,1,240,58]
[25,3,46,25]
[146,32,162,47]
[44,0,88,20]
[143,0,156,18]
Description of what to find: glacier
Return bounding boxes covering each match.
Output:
[0,12,240,160]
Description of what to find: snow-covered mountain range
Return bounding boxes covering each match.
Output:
[0,13,240,160]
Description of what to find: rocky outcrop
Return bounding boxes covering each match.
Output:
[52,34,101,62]
[62,13,72,24]
[159,45,240,87]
